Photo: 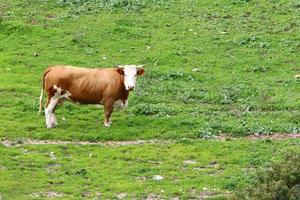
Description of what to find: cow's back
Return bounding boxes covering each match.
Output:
[44,65,122,104]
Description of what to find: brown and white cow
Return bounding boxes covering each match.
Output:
[38,65,145,128]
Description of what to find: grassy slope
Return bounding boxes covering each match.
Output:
[1,139,299,199]
[0,0,299,141]
[0,0,299,199]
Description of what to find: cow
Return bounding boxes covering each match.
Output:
[38,65,145,129]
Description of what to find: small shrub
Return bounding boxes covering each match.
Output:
[234,152,300,200]
[218,84,258,104]
[284,126,300,134]
[281,78,300,87]
[71,32,85,44]
[219,86,241,104]
[133,103,176,116]
[161,71,184,80]
[179,88,205,103]
[196,128,217,139]
[57,0,169,12]
[249,124,272,135]
[248,65,270,73]
[239,35,258,46]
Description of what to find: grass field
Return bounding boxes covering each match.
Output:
[1,139,299,199]
[0,0,299,199]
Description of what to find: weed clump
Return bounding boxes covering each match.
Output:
[196,128,217,139]
[234,152,300,200]
[0,2,9,22]
[133,103,176,116]
[57,0,169,12]
[248,65,270,73]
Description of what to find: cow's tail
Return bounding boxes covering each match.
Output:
[38,67,52,115]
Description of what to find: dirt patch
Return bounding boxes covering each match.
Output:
[116,193,127,199]
[0,134,299,147]
[0,139,168,147]
[245,133,300,140]
[218,133,300,141]
[31,191,63,198]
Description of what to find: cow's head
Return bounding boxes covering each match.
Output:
[116,65,145,91]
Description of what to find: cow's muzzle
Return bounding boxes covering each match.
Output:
[126,86,135,91]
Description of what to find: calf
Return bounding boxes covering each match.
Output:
[38,65,145,128]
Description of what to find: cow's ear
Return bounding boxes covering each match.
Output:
[116,67,124,75]
[137,68,145,76]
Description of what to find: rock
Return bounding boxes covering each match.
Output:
[146,193,158,200]
[192,68,201,72]
[49,152,56,160]
[193,166,206,170]
[183,160,197,165]
[116,193,127,199]
[153,175,164,181]
[209,161,218,166]
[47,192,62,198]
[96,192,102,197]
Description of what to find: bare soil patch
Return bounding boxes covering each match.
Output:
[0,139,167,147]
[0,133,299,147]
[245,133,300,140]
[218,133,300,141]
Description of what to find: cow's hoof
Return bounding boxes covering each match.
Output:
[47,124,57,129]
[104,123,111,128]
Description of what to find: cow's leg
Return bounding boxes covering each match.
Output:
[45,96,52,128]
[45,94,59,129]
[51,103,59,127]
[104,103,114,127]
[45,85,65,129]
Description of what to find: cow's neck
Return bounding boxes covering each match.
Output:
[120,84,129,103]
[118,75,129,103]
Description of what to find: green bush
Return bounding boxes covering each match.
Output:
[57,0,169,11]
[133,103,176,116]
[234,152,300,200]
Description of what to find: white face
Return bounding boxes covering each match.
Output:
[124,65,138,91]
[118,65,144,91]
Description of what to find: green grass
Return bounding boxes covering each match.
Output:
[1,139,299,199]
[0,0,299,140]
[0,0,299,199]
